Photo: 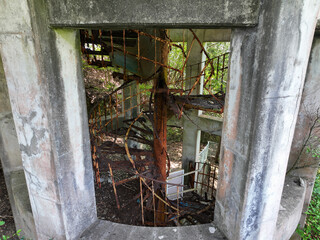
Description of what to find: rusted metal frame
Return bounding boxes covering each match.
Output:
[110,30,114,58]
[200,161,206,196]
[132,30,185,57]
[203,85,224,111]
[125,112,144,173]
[98,105,102,135]
[154,29,157,75]
[93,99,148,136]
[137,173,185,188]
[114,175,137,186]
[152,181,156,226]
[115,92,120,130]
[221,54,226,92]
[123,30,127,82]
[181,36,196,73]
[127,124,153,136]
[177,60,211,118]
[128,134,153,146]
[109,95,113,131]
[100,101,148,135]
[132,29,170,45]
[216,55,220,87]
[139,177,145,225]
[109,163,120,209]
[112,45,182,73]
[179,37,196,84]
[99,30,105,64]
[194,181,212,188]
[189,29,215,72]
[206,164,211,195]
[140,177,179,211]
[92,145,101,187]
[187,60,210,96]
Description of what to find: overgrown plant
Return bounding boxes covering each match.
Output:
[0,221,22,240]
[296,169,320,239]
[287,107,320,174]
[288,106,320,238]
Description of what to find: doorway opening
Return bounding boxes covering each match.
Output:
[80,28,230,226]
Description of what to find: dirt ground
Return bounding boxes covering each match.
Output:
[0,141,187,235]
[0,166,17,237]
[0,141,213,235]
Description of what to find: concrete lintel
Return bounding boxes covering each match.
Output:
[47,0,259,28]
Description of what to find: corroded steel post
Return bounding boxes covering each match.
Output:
[153,30,169,183]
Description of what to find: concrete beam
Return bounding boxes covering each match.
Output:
[0,0,97,239]
[47,0,259,28]
[215,1,320,239]
[287,36,320,229]
[168,114,223,134]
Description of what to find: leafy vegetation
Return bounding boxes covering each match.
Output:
[296,168,320,239]
[0,221,22,240]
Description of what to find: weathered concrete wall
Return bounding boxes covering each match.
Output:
[0,53,36,239]
[287,36,320,229]
[0,0,97,239]
[215,1,320,239]
[47,0,259,28]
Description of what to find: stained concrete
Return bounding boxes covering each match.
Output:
[287,36,320,229]
[47,0,259,28]
[215,1,320,239]
[80,220,226,240]
[0,0,97,239]
[0,53,36,239]
[0,0,319,239]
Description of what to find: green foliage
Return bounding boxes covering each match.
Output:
[167,127,183,143]
[204,42,230,95]
[297,169,320,239]
[0,221,22,240]
[306,136,320,159]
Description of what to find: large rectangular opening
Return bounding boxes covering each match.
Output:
[80,28,231,227]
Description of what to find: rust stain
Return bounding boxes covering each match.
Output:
[217,147,234,200]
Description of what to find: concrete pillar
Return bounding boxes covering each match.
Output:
[0,53,36,238]
[214,1,320,239]
[0,0,96,239]
[181,31,204,173]
[287,35,320,229]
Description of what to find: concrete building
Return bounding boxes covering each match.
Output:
[0,0,320,239]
